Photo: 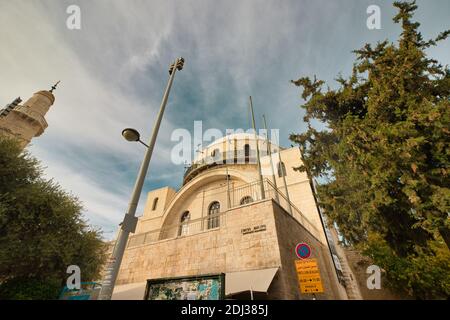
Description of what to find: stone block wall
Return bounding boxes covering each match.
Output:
[343,247,405,300]
[272,201,347,300]
[117,200,282,288]
[117,199,346,300]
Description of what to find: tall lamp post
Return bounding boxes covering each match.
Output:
[98,57,185,300]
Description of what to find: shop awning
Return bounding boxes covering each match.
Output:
[225,267,279,296]
[111,281,147,300]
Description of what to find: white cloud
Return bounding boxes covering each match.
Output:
[1,0,449,239]
[0,1,180,237]
[35,146,127,226]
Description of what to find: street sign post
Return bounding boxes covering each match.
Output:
[295,242,312,259]
[295,258,324,294]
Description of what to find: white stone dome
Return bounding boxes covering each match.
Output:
[193,132,279,164]
[205,132,270,148]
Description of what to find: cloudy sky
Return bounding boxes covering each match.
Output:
[0,0,448,239]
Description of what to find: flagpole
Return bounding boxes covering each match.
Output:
[275,130,292,215]
[249,96,265,200]
[262,114,279,203]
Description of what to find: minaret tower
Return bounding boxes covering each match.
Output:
[0,81,59,149]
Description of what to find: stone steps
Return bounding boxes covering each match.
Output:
[339,257,363,300]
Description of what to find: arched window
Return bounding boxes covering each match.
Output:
[178,211,190,236]
[240,196,253,205]
[244,144,250,157]
[244,144,251,163]
[211,148,219,157]
[277,162,287,177]
[152,197,159,211]
[211,148,220,163]
[208,201,220,229]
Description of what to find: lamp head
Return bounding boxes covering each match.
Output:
[122,128,141,142]
[176,57,185,70]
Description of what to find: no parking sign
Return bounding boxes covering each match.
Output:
[295,243,311,259]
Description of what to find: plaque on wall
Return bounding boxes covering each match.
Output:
[145,273,225,300]
[241,224,267,235]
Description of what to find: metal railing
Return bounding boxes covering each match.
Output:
[127,179,322,248]
[183,150,259,184]
[268,179,322,240]
[127,212,226,247]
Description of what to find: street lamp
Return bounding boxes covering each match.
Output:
[122,128,149,148]
[98,57,185,300]
[121,128,140,142]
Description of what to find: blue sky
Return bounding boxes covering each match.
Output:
[0,0,449,239]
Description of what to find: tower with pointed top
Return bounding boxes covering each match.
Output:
[0,82,59,149]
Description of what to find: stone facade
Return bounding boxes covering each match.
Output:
[272,202,348,300]
[337,244,405,300]
[117,198,345,299]
[119,200,280,284]
[112,133,351,299]
[0,90,55,148]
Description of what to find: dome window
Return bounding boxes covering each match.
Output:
[240,196,254,205]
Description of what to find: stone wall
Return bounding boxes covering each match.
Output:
[272,201,347,300]
[117,199,346,300]
[0,112,34,147]
[342,247,405,300]
[117,200,282,288]
[0,91,54,149]
[260,147,327,244]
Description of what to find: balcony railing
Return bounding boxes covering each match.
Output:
[12,106,48,134]
[127,212,226,247]
[183,150,260,184]
[127,179,322,248]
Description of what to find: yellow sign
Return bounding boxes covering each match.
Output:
[295,258,324,294]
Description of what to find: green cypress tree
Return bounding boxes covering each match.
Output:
[0,137,107,299]
[290,1,449,299]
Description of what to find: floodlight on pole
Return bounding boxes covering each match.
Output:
[98,57,185,300]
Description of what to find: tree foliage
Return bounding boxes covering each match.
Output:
[290,1,449,299]
[0,137,107,299]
